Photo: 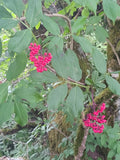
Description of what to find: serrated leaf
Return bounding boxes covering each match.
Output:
[66,86,84,117]
[0,102,14,125]
[30,70,58,83]
[92,49,106,74]
[47,84,68,110]
[8,29,32,53]
[0,82,8,104]
[0,5,12,18]
[103,0,120,23]
[0,39,2,57]
[6,53,27,81]
[14,101,28,126]
[26,0,42,27]
[106,75,120,96]
[95,26,108,42]
[0,18,18,30]
[52,49,82,81]
[73,35,93,53]
[40,14,60,35]
[3,0,24,18]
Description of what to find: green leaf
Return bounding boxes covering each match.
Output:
[52,49,82,81]
[30,70,58,83]
[3,0,24,17]
[103,0,120,23]
[73,35,93,53]
[0,18,18,30]
[107,150,115,158]
[106,75,120,96]
[72,17,86,33]
[84,0,99,14]
[26,0,42,27]
[116,154,120,160]
[14,101,28,126]
[0,5,12,18]
[40,15,60,35]
[8,29,32,53]
[0,102,14,125]
[82,8,89,17]
[66,86,84,117]
[0,82,8,104]
[48,36,64,51]
[95,26,108,42]
[14,87,37,105]
[6,53,27,81]
[47,84,68,110]
[92,49,106,74]
[117,144,120,154]
[0,39,2,57]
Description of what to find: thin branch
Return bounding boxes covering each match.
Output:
[106,38,120,65]
[46,65,86,86]
[45,13,73,50]
[75,127,89,160]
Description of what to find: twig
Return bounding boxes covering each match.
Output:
[46,65,86,86]
[75,127,89,160]
[45,13,73,50]
[106,38,120,65]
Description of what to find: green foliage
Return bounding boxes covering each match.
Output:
[52,49,82,81]
[47,84,68,110]
[8,30,32,53]
[3,0,25,18]
[0,82,8,104]
[95,26,108,43]
[6,53,27,81]
[92,49,106,74]
[0,5,12,18]
[14,101,28,126]
[40,15,60,35]
[30,70,59,83]
[103,0,120,23]
[0,19,18,30]
[0,38,2,57]
[106,75,120,96]
[0,0,120,159]
[66,86,84,117]
[26,0,42,27]
[0,102,14,125]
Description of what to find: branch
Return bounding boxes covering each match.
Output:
[75,128,89,160]
[45,13,73,50]
[46,65,85,86]
[106,38,120,66]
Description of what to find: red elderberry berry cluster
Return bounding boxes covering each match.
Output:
[29,43,52,72]
[83,103,106,133]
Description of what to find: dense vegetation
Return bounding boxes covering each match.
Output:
[0,0,120,159]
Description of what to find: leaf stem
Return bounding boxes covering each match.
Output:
[17,17,37,43]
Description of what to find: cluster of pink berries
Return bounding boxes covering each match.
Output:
[29,43,52,72]
[83,103,106,133]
